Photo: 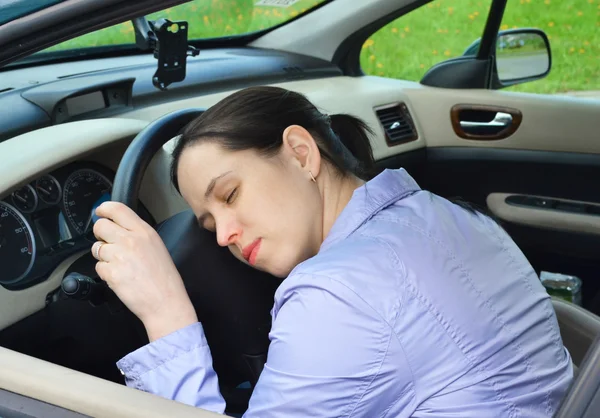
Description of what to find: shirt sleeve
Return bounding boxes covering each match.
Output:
[116,274,415,417]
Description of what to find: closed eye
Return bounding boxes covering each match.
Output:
[226,187,238,204]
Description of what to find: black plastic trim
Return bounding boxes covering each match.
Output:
[420,56,492,89]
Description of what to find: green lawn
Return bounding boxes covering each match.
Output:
[44,0,599,95]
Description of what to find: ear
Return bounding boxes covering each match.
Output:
[281,125,322,178]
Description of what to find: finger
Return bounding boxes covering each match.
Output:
[95,201,142,231]
[95,261,112,286]
[93,217,128,244]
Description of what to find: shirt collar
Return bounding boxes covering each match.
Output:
[320,168,421,252]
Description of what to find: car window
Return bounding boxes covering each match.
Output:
[360,0,493,81]
[39,0,328,54]
[499,0,599,95]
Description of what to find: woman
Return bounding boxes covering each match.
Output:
[92,86,573,417]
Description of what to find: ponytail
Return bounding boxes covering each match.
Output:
[329,113,376,180]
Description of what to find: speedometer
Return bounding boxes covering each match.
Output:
[63,169,112,235]
[0,202,36,285]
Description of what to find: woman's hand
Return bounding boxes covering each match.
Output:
[91,201,198,342]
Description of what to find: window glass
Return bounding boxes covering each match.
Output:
[40,0,328,54]
[360,0,493,81]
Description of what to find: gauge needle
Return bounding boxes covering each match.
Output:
[84,212,94,232]
[14,194,27,203]
[37,187,52,197]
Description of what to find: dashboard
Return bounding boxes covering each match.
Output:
[0,162,115,289]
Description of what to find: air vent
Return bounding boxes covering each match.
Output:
[374,102,418,146]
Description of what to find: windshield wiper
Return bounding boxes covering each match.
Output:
[132,16,199,91]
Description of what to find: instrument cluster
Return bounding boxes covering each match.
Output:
[0,161,114,289]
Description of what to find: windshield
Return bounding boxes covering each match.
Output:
[0,0,65,25]
[26,0,328,56]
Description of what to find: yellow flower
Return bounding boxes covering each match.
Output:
[400,33,405,38]
[526,0,531,3]
[226,25,232,31]
[579,48,586,53]
[432,49,438,55]
[437,28,444,33]
[420,64,425,69]
[444,50,451,56]
[392,27,398,33]
[404,26,410,32]
[544,0,550,4]
[203,15,209,23]
[363,39,375,48]
[577,11,583,16]
[474,11,480,16]
[265,10,270,16]
[291,11,298,17]
[513,26,518,29]
[238,14,243,20]
[501,24,509,30]
[588,0,594,3]
[369,55,375,61]
[469,14,475,19]
[569,47,576,53]
[378,72,384,76]
[548,22,554,27]
[548,35,552,40]
[584,40,590,45]
[377,63,383,68]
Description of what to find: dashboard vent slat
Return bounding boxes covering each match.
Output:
[374,103,418,146]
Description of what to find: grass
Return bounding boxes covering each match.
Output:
[43,0,599,95]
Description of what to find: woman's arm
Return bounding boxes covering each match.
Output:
[116,274,416,417]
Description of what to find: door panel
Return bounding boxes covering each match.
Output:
[385,86,600,315]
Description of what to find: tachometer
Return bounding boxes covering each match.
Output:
[0,202,36,285]
[63,169,112,235]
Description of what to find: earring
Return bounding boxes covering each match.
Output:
[309,171,317,183]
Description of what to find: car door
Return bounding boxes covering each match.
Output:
[348,0,600,317]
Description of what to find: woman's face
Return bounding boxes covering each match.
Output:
[176,130,324,278]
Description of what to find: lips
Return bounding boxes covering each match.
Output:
[242,239,261,266]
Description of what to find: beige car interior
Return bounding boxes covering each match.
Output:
[1,0,600,416]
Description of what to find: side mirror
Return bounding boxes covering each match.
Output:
[462,28,552,89]
[496,28,551,85]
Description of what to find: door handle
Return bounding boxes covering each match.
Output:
[450,105,522,140]
[460,112,513,129]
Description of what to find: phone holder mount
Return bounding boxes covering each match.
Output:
[133,17,200,91]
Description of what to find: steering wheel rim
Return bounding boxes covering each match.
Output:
[110,108,281,396]
[111,108,204,209]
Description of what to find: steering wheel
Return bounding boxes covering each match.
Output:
[111,108,281,402]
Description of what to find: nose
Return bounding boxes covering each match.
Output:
[215,216,241,248]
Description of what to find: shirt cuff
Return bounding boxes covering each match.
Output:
[116,321,208,387]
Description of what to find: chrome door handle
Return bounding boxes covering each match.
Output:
[460,112,513,129]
